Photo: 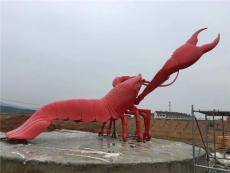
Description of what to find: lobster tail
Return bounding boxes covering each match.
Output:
[5,99,112,140]
[199,34,220,53]
[6,111,52,140]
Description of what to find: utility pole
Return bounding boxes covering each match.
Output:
[169,101,171,112]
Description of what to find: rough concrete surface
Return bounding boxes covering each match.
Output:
[0,130,205,173]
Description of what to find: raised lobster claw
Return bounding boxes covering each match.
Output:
[136,28,220,104]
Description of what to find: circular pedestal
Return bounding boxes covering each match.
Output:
[0,130,204,173]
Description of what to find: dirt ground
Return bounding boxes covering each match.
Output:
[1,113,229,148]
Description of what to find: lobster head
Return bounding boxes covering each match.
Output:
[112,76,132,87]
[112,74,143,90]
[103,74,143,118]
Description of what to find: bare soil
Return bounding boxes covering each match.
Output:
[1,113,229,148]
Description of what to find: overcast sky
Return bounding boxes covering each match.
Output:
[1,0,230,113]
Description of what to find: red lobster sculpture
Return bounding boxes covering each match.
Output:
[5,28,220,142]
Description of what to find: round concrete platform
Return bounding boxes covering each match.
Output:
[0,130,204,173]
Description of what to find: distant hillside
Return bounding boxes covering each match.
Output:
[0,105,35,114]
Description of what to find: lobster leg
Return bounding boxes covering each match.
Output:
[138,109,151,141]
[134,109,143,142]
[111,120,117,138]
[98,122,107,136]
[121,114,128,142]
[98,119,114,137]
[106,119,113,136]
[125,107,148,141]
[98,110,149,142]
[125,108,139,138]
[130,108,151,141]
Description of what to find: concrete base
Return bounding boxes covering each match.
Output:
[0,130,204,173]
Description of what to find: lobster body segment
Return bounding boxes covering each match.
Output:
[6,75,143,141]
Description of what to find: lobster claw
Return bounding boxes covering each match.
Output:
[135,28,220,105]
[199,33,220,53]
[186,27,207,45]
[186,27,220,54]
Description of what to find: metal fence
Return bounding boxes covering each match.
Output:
[191,105,230,173]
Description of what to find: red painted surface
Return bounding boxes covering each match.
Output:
[6,28,220,142]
